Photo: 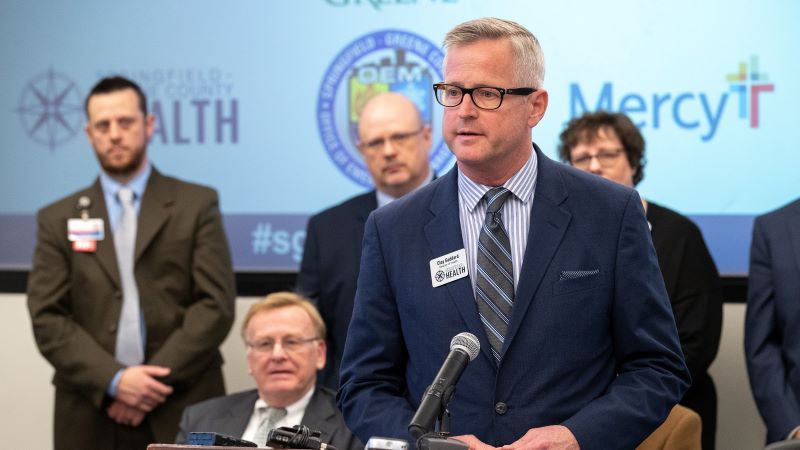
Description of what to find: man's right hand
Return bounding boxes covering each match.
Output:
[115,365,174,412]
[452,434,499,450]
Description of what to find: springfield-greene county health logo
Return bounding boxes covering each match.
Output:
[16,69,84,150]
[317,29,453,187]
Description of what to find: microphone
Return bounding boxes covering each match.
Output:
[267,424,338,450]
[408,332,480,439]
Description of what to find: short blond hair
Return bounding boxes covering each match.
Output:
[443,17,545,88]
[240,291,326,340]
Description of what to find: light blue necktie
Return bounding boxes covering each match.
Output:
[114,187,144,366]
[253,406,288,447]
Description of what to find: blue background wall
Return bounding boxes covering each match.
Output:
[2,0,797,274]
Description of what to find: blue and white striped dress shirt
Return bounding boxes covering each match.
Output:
[458,150,538,294]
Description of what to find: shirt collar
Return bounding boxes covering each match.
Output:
[99,162,152,202]
[375,168,434,208]
[458,149,538,212]
[254,384,315,417]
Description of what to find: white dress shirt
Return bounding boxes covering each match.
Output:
[241,386,315,447]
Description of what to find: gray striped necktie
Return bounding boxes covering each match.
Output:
[114,187,144,366]
[253,406,288,447]
[475,187,514,363]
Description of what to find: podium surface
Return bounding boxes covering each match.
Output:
[149,446,305,450]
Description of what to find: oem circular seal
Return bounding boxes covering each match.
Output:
[317,29,453,188]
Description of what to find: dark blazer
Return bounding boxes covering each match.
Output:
[338,147,690,449]
[745,198,800,443]
[27,168,236,449]
[175,387,362,450]
[297,191,377,389]
[647,201,722,449]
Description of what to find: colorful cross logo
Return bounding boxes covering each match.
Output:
[726,56,774,128]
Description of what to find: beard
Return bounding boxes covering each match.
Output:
[97,144,147,178]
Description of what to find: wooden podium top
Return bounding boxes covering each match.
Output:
[148,446,305,450]
[148,446,231,450]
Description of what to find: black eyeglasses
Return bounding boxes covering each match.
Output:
[358,127,424,154]
[433,83,536,110]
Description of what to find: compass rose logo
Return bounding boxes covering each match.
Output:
[16,69,84,150]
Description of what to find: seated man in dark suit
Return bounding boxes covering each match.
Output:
[176,292,361,450]
[297,92,434,389]
[746,198,800,444]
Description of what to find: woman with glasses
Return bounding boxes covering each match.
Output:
[559,111,723,450]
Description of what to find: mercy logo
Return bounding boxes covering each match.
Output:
[317,29,453,187]
[570,56,775,142]
[16,69,84,150]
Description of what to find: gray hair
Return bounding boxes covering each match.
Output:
[443,17,545,88]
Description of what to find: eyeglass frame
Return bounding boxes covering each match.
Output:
[246,336,321,354]
[357,127,425,154]
[432,83,537,110]
[570,148,625,169]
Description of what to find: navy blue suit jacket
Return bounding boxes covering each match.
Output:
[338,147,689,449]
[745,198,800,443]
[297,192,377,390]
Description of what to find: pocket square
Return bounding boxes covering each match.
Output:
[559,269,600,281]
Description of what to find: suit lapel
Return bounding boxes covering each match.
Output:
[87,179,121,288]
[135,169,175,262]
[424,169,495,364]
[504,148,571,349]
[221,390,259,437]
[300,388,337,441]
[790,201,800,274]
[356,191,377,224]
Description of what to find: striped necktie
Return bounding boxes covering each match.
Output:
[475,187,514,363]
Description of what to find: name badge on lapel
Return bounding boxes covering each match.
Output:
[430,248,469,287]
[68,218,105,253]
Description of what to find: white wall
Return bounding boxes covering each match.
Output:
[0,294,766,449]
[709,303,766,449]
[0,294,261,449]
[0,294,54,450]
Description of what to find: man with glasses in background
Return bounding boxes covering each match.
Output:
[175,292,361,450]
[297,92,433,390]
[338,18,689,450]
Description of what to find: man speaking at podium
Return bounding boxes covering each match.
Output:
[338,18,690,450]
